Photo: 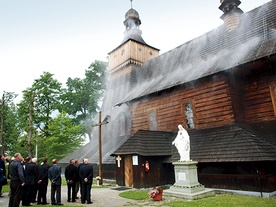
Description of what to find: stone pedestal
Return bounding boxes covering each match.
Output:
[164,161,214,200]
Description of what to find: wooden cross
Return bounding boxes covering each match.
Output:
[116,155,122,168]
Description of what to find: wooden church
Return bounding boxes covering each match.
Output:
[60,0,276,194]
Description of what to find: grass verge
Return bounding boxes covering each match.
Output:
[119,190,276,207]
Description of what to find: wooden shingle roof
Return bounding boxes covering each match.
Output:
[112,130,174,156]
[188,122,276,163]
[112,121,276,163]
[115,1,276,106]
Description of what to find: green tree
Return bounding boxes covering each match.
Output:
[17,90,36,157]
[0,92,20,155]
[61,60,107,141]
[32,72,63,137]
[43,111,84,161]
[17,72,62,157]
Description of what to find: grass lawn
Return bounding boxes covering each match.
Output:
[120,189,148,200]
[119,190,276,207]
[3,183,276,207]
[163,194,276,207]
[1,184,9,193]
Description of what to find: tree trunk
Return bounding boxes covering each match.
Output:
[27,93,34,158]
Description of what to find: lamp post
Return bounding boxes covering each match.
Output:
[92,111,109,185]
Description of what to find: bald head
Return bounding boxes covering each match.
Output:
[83,158,89,164]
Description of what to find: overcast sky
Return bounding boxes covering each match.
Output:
[0,0,271,102]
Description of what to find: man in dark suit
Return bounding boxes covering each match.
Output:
[37,157,49,205]
[0,154,6,197]
[79,158,93,204]
[22,157,37,206]
[30,157,39,203]
[8,153,25,207]
[48,159,63,206]
[74,159,81,199]
[65,159,78,202]
[77,159,84,199]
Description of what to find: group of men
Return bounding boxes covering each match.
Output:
[5,152,94,207]
[65,158,94,205]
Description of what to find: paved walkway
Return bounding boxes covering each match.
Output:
[0,185,171,207]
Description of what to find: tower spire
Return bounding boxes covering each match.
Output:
[219,0,244,31]
[122,3,146,44]
[130,0,133,9]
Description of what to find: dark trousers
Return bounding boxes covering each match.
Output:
[79,180,83,198]
[67,182,76,201]
[50,184,61,205]
[37,183,48,204]
[22,185,33,206]
[75,181,80,197]
[81,182,92,204]
[8,180,22,207]
[31,184,38,202]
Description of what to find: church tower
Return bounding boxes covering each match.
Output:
[108,1,159,82]
[219,0,244,31]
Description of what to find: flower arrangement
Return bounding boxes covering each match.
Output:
[148,187,163,199]
[95,176,101,186]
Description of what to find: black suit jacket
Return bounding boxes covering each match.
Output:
[38,163,49,184]
[0,159,5,177]
[65,164,78,182]
[24,162,37,185]
[79,164,93,184]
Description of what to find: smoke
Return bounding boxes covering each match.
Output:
[115,2,272,104]
[77,1,275,164]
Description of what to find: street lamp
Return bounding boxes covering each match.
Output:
[92,111,110,185]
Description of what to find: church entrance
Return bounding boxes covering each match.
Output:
[124,155,133,187]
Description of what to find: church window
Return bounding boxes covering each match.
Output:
[148,111,157,130]
[184,103,195,129]
[118,113,126,136]
[269,83,276,117]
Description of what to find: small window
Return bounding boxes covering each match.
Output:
[118,114,126,136]
[148,111,157,130]
[185,103,195,129]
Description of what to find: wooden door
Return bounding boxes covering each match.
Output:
[124,155,133,187]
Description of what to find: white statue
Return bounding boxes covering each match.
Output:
[172,125,190,161]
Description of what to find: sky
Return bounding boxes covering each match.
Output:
[0,0,271,102]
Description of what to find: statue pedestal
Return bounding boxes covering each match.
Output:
[164,161,214,200]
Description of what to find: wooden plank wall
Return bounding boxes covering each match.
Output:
[241,65,276,123]
[132,156,173,188]
[228,72,245,123]
[108,41,159,73]
[130,75,235,133]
